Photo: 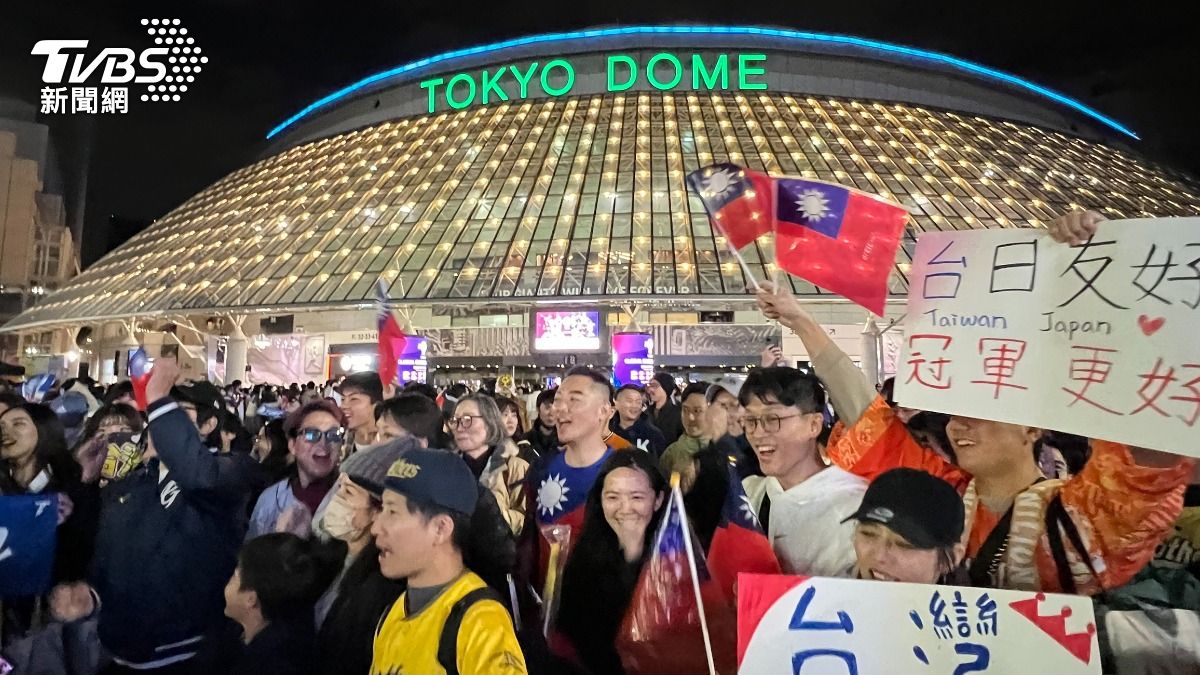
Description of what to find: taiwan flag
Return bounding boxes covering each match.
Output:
[376,278,406,388]
[617,482,736,674]
[775,178,909,315]
[128,348,151,411]
[706,459,781,605]
[686,163,775,250]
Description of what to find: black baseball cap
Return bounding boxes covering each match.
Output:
[842,468,964,549]
[383,448,479,516]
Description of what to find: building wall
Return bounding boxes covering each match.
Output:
[0,127,79,363]
[0,131,41,288]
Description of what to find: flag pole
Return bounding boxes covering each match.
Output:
[727,236,763,293]
[671,472,718,675]
[687,173,762,292]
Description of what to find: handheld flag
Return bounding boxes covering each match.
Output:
[617,476,734,674]
[376,278,406,388]
[687,163,774,250]
[21,372,56,403]
[128,347,151,411]
[774,178,909,315]
[687,163,775,290]
[707,458,781,605]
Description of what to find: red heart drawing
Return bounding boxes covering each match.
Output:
[1138,315,1165,336]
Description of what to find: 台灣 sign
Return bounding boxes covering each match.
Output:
[895,220,1199,455]
[738,574,1100,674]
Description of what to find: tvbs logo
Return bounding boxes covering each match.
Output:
[33,40,169,85]
[33,18,205,114]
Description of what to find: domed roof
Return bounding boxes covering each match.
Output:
[5,33,1199,332]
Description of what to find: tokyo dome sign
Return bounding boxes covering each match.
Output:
[419,52,767,113]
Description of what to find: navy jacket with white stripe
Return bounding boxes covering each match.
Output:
[89,397,257,668]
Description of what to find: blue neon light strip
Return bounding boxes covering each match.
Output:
[266,26,1138,140]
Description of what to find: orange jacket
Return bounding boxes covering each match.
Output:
[828,395,1194,593]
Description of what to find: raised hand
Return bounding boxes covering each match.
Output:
[755,280,811,328]
[146,356,181,404]
[1047,210,1106,246]
[49,582,95,622]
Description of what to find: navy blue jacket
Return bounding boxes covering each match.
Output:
[90,397,257,668]
[609,415,668,458]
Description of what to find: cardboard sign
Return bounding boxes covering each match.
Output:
[895,220,1199,455]
[738,574,1100,674]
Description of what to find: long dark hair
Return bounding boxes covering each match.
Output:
[556,451,667,673]
[494,395,528,442]
[257,418,292,484]
[0,403,81,493]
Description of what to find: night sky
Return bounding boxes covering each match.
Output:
[2,0,1197,266]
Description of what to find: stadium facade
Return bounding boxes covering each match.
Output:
[5,26,1198,386]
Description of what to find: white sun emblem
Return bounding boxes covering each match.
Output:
[738,495,760,527]
[702,169,739,200]
[795,189,832,221]
[537,473,571,517]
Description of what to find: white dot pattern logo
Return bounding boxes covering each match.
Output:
[141,19,205,105]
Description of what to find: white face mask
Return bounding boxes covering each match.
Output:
[321,493,367,543]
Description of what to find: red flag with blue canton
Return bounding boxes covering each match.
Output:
[376,278,406,388]
[774,177,909,315]
[128,348,151,410]
[617,483,736,674]
[706,458,781,606]
[686,163,775,249]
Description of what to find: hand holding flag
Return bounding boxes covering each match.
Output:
[688,164,908,312]
[617,474,736,674]
[128,347,151,410]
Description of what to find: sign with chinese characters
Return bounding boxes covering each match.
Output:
[895,221,1199,455]
[738,574,1100,674]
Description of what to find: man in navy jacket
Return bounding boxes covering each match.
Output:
[52,357,258,674]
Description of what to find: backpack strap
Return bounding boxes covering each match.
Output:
[437,586,506,675]
[967,478,1047,588]
[757,491,772,534]
[1044,495,1102,595]
[968,501,1017,587]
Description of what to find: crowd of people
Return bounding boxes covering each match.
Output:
[0,210,1196,674]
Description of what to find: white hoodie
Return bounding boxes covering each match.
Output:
[743,466,867,578]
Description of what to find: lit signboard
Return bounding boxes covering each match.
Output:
[533,310,602,352]
[420,52,767,112]
[612,332,655,387]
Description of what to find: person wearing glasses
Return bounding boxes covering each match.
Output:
[449,394,531,537]
[739,366,866,577]
[246,399,344,540]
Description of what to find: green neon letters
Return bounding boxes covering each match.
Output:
[419,52,768,112]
